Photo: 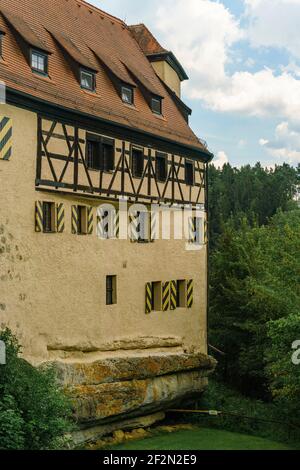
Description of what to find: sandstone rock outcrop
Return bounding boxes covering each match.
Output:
[53,352,216,443]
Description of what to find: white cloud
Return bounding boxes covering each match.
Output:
[259,121,300,163]
[245,0,300,59]
[151,0,300,120]
[212,151,229,168]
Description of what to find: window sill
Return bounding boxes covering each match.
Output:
[123,103,139,112]
[32,72,54,84]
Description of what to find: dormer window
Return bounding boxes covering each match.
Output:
[151,96,162,115]
[121,85,134,105]
[80,69,96,92]
[31,50,48,75]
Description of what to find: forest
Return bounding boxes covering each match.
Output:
[207,162,300,433]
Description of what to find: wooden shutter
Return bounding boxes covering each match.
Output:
[170,281,177,310]
[162,282,171,312]
[71,205,79,234]
[56,203,65,233]
[0,117,12,161]
[187,279,194,309]
[87,206,94,235]
[35,201,43,232]
[145,282,153,314]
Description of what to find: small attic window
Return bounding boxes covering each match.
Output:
[31,50,48,75]
[121,85,134,105]
[80,69,96,92]
[151,96,162,115]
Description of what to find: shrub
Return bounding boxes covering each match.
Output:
[0,328,73,450]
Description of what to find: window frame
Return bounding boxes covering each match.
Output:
[155,152,168,183]
[106,275,117,305]
[176,280,187,308]
[185,159,195,186]
[151,96,162,115]
[121,85,134,105]
[80,68,96,92]
[77,205,88,235]
[152,281,162,311]
[131,146,144,179]
[31,49,48,76]
[86,133,115,173]
[42,201,55,233]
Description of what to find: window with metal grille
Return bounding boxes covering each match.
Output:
[31,50,48,75]
[86,139,101,170]
[151,96,162,115]
[80,69,96,91]
[122,86,134,105]
[42,202,54,233]
[106,275,117,305]
[185,160,195,186]
[131,147,144,178]
[156,153,168,182]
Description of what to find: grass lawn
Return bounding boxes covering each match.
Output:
[111,428,294,451]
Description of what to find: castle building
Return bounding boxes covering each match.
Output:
[0,0,215,443]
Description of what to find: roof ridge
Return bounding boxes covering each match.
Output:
[75,0,125,26]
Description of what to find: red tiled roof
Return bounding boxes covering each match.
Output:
[128,24,167,56]
[0,0,209,154]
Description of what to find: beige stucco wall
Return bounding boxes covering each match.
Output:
[0,103,207,366]
[152,61,181,98]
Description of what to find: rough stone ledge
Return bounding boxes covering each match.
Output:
[72,412,166,447]
[69,371,211,425]
[54,352,216,386]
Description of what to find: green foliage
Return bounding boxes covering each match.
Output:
[192,379,300,446]
[266,314,300,414]
[209,209,300,398]
[0,329,73,450]
[208,163,299,248]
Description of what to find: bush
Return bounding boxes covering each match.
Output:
[0,329,73,450]
[185,379,300,446]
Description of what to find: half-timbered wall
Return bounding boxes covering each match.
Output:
[37,117,206,208]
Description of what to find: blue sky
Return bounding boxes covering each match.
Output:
[90,0,300,168]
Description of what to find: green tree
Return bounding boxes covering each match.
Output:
[0,329,73,450]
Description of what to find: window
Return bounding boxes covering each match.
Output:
[131,147,144,178]
[80,69,96,91]
[103,141,114,172]
[185,160,195,186]
[156,153,168,182]
[151,96,162,115]
[31,50,48,75]
[177,280,187,308]
[78,206,88,235]
[42,202,55,233]
[106,275,117,305]
[86,134,115,172]
[122,86,134,105]
[86,139,101,170]
[152,282,162,311]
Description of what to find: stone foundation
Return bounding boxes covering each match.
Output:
[53,352,216,444]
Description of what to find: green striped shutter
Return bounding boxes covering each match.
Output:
[187,279,194,309]
[0,117,12,161]
[145,282,153,314]
[35,201,43,232]
[56,203,65,233]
